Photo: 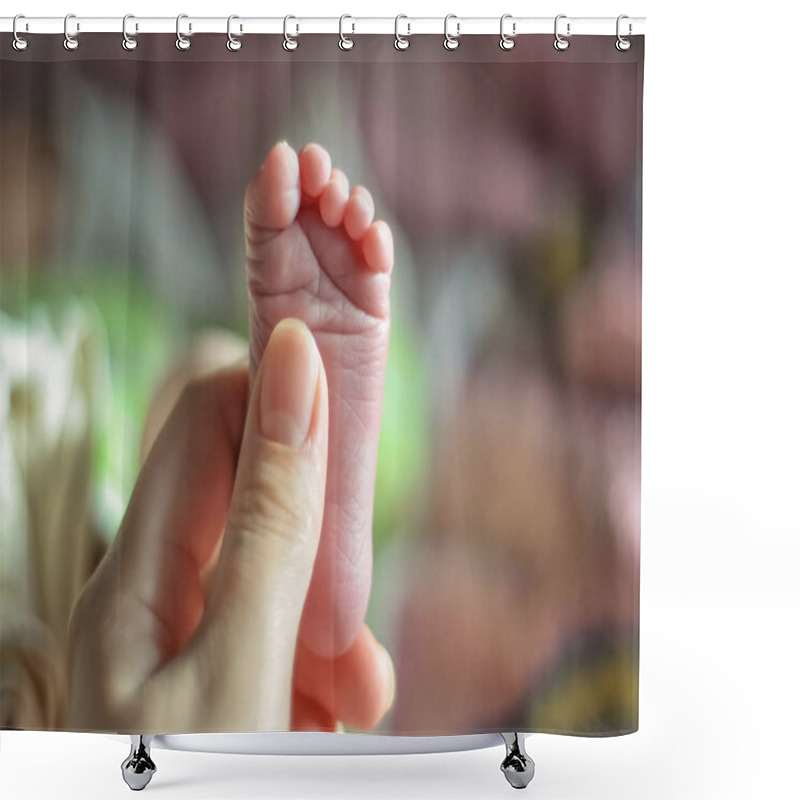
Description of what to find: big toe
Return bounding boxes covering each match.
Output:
[245,141,301,232]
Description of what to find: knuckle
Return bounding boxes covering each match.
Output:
[227,444,317,550]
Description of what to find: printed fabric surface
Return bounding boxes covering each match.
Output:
[0,32,643,736]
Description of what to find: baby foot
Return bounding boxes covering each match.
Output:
[244,142,393,658]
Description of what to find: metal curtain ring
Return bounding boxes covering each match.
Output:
[444,14,460,51]
[176,14,191,50]
[64,13,79,51]
[394,15,410,50]
[339,14,354,50]
[12,14,28,51]
[227,15,242,51]
[500,14,516,50]
[554,14,570,51]
[122,14,138,51]
[616,14,632,51]
[283,15,298,51]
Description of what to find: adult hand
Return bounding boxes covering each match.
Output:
[67,319,395,733]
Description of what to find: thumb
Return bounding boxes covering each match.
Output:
[179,318,328,729]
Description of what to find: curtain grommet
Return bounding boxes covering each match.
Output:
[63,13,79,51]
[12,15,28,51]
[227,15,243,51]
[283,15,299,51]
[339,14,354,51]
[554,14,570,51]
[122,14,138,51]
[443,14,460,51]
[394,15,410,50]
[500,14,516,50]
[616,15,632,51]
[176,14,191,51]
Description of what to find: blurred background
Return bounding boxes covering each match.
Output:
[1,34,641,735]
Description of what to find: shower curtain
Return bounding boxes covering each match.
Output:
[0,28,643,739]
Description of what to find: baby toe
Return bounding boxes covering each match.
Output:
[344,186,375,241]
[245,141,300,231]
[362,221,394,273]
[320,169,350,228]
[299,144,332,199]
